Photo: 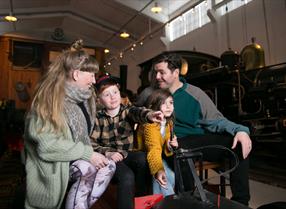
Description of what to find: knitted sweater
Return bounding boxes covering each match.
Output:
[24,114,92,209]
[24,84,96,209]
[24,114,93,209]
[136,122,173,176]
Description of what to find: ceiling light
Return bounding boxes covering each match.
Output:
[5,0,17,22]
[120,31,130,38]
[5,14,17,22]
[104,48,110,53]
[151,2,162,14]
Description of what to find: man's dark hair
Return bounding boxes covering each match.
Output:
[152,53,183,73]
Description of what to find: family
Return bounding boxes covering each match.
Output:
[24,40,252,209]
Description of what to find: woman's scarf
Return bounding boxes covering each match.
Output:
[64,83,96,145]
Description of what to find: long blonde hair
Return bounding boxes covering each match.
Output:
[30,40,99,132]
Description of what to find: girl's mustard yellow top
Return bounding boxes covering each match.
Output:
[136,122,173,175]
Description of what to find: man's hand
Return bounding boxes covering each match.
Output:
[232,131,252,159]
[105,152,124,162]
[147,111,164,123]
[90,152,109,169]
[155,170,167,189]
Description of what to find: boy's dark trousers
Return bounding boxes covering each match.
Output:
[112,151,149,209]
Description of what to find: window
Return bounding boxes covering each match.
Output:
[217,0,253,16]
[168,0,211,42]
[167,0,253,42]
[170,16,185,41]
[12,41,43,69]
[185,8,199,33]
[200,1,211,26]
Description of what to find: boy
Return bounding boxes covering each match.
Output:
[91,75,163,209]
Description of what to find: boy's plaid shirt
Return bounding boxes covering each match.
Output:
[91,105,151,158]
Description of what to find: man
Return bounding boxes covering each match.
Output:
[137,53,252,205]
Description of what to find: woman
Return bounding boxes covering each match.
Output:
[24,40,115,209]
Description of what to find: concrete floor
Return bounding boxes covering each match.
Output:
[248,179,286,208]
[208,169,286,209]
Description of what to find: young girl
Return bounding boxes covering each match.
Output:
[136,89,178,197]
[24,40,115,209]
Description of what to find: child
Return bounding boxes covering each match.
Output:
[24,40,115,209]
[90,75,163,209]
[136,89,178,197]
